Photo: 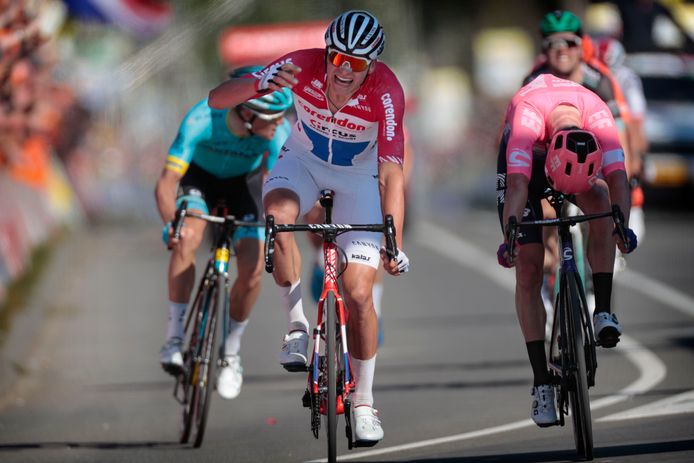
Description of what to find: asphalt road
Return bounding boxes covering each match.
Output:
[0,207,692,463]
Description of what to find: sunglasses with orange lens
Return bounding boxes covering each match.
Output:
[327,50,371,72]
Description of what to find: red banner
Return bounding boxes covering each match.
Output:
[219,20,329,67]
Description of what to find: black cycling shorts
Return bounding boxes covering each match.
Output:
[177,162,263,222]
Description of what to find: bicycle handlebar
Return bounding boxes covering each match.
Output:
[506,205,630,265]
[168,200,188,250]
[169,201,264,250]
[264,215,398,274]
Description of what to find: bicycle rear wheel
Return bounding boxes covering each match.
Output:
[325,290,338,463]
[566,275,594,460]
[192,279,221,448]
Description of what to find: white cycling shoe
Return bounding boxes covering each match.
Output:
[531,384,558,427]
[594,312,622,348]
[159,336,184,376]
[352,405,384,443]
[279,330,309,372]
[217,355,243,400]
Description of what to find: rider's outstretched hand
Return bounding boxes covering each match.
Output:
[256,63,302,92]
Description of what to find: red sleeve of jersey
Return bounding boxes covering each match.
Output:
[243,49,323,98]
[372,66,405,165]
[506,101,544,179]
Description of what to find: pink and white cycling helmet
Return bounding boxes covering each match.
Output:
[545,129,602,194]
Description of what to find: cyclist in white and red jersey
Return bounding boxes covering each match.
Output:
[208,10,409,445]
[496,74,638,427]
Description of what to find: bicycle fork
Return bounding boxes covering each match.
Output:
[303,242,354,438]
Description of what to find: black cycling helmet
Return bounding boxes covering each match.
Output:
[540,10,583,37]
[325,10,385,60]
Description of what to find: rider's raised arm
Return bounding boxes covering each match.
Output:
[208,74,261,110]
[208,52,304,109]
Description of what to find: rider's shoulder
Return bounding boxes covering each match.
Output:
[179,98,214,128]
[366,62,404,96]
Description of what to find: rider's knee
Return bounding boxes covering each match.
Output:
[176,226,203,257]
[516,258,543,293]
[343,283,373,312]
[264,188,300,221]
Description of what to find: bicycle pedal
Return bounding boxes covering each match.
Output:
[353,439,379,448]
[597,334,620,348]
[161,363,184,377]
[301,389,312,408]
[282,363,309,372]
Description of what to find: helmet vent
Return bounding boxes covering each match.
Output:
[565,162,572,176]
[566,131,597,163]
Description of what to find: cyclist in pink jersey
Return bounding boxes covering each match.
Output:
[208,10,409,445]
[495,74,638,426]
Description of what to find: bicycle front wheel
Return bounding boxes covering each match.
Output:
[192,278,221,448]
[325,290,338,463]
[179,281,209,444]
[566,276,594,460]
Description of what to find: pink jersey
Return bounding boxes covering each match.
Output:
[505,74,625,180]
[247,48,405,170]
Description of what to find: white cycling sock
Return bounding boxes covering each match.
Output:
[351,355,376,407]
[224,318,249,357]
[279,280,309,333]
[166,301,188,340]
[372,282,383,319]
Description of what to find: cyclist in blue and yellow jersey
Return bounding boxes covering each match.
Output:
[155,66,292,400]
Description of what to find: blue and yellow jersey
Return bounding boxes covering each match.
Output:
[165,98,291,178]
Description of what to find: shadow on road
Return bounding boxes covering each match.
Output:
[0,441,183,452]
[375,378,527,393]
[375,438,694,462]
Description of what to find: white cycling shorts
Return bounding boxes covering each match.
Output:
[262,145,383,269]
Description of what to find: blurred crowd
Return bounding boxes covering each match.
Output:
[0,0,86,306]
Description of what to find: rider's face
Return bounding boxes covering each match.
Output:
[544,33,583,77]
[326,52,373,102]
[248,112,285,140]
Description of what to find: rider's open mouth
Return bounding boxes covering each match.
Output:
[334,75,352,85]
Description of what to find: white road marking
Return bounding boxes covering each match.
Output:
[306,222,671,462]
[618,268,694,318]
[599,389,694,422]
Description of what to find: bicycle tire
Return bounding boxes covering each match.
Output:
[179,284,208,444]
[179,350,195,444]
[566,275,594,460]
[192,279,221,448]
[326,291,338,463]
